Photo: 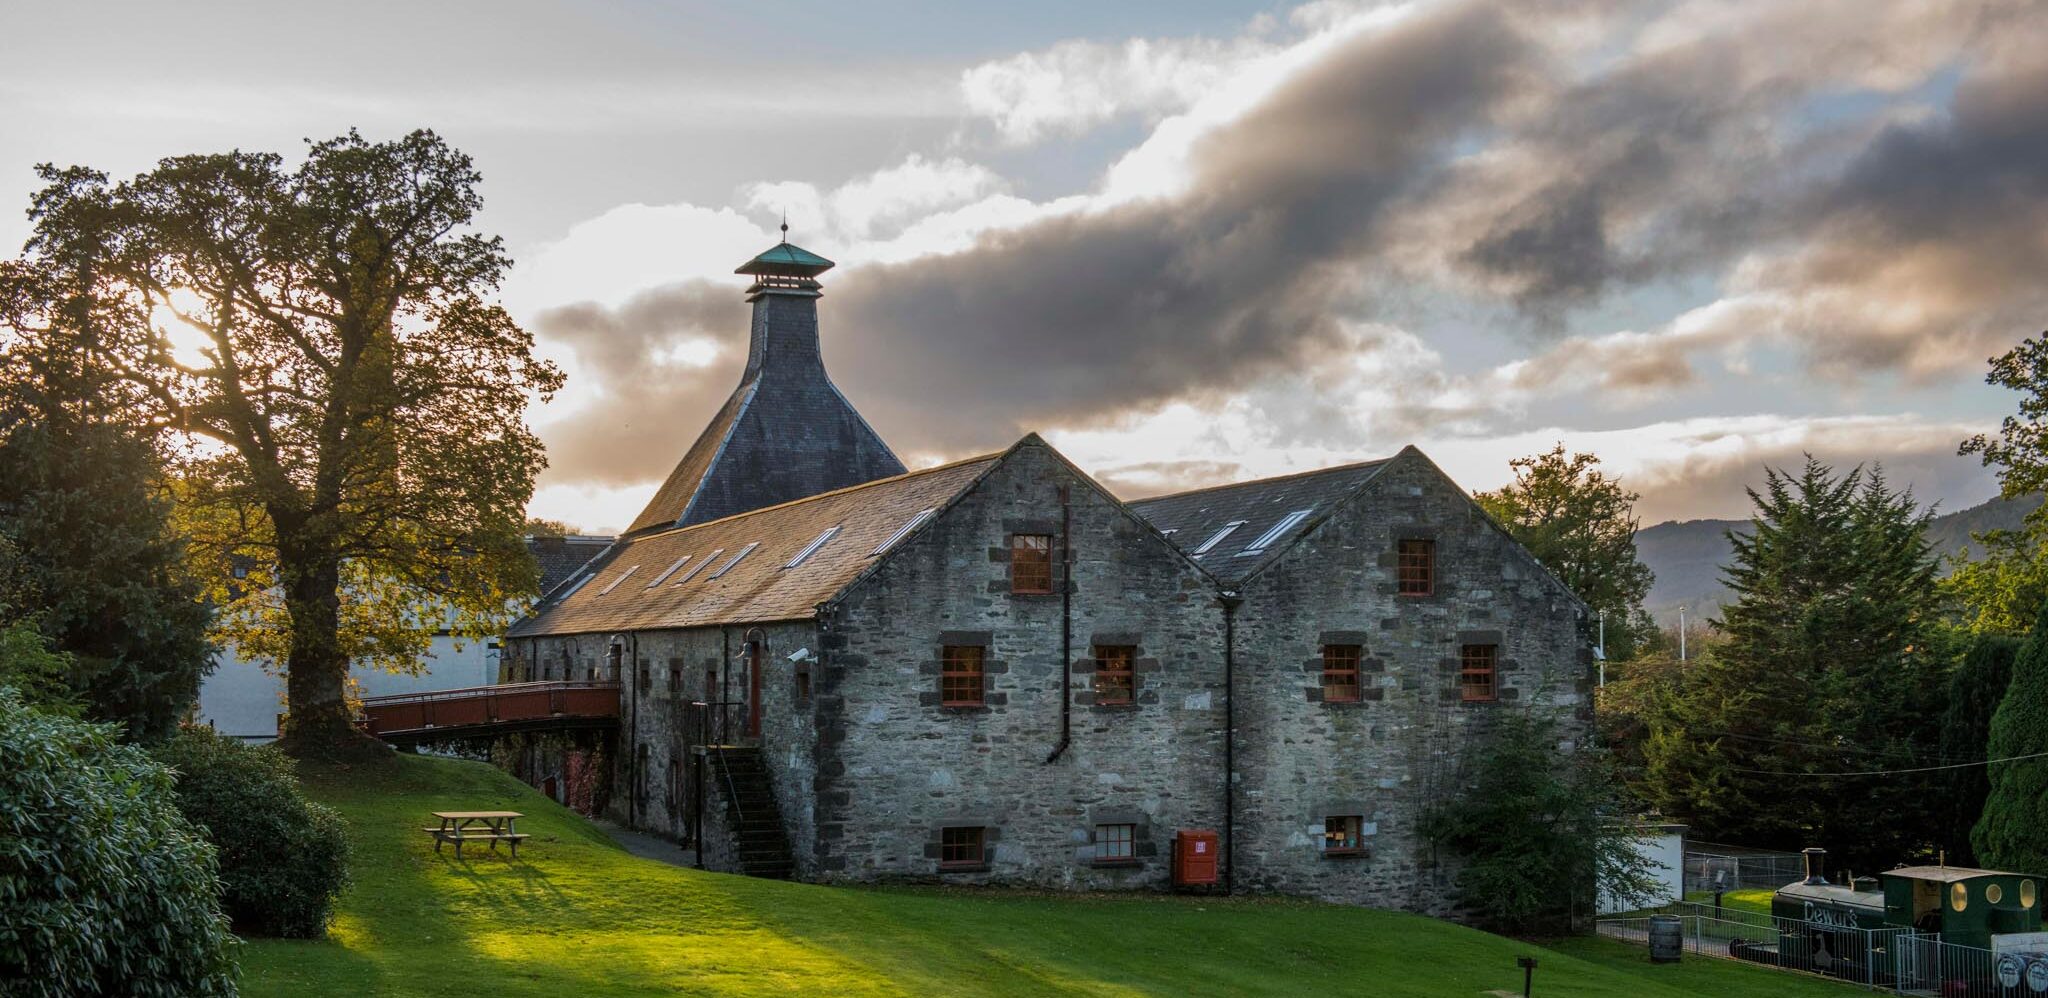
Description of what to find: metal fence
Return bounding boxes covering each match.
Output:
[1890,934,2005,996]
[1684,841,1806,894]
[1597,911,2028,995]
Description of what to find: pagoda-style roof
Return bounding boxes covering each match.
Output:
[736,241,835,278]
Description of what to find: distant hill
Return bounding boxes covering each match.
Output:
[1636,493,2042,623]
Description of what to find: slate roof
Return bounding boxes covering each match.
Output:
[509,454,999,637]
[526,535,616,595]
[1128,459,1392,584]
[625,241,906,535]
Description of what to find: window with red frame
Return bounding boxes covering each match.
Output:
[940,826,985,870]
[1096,823,1136,863]
[1094,646,1136,705]
[1322,644,1363,702]
[941,645,984,707]
[1460,644,1498,702]
[1011,533,1054,594]
[1325,815,1365,856]
[1397,538,1435,596]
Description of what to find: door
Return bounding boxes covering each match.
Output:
[746,640,763,738]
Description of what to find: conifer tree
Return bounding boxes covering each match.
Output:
[1942,634,2019,865]
[1641,458,1946,870]
[1972,603,2048,874]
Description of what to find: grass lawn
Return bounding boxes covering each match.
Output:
[1684,888,1776,915]
[241,753,1859,997]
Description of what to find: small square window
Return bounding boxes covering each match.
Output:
[1094,646,1136,706]
[1011,534,1055,594]
[941,645,985,707]
[1460,644,1498,702]
[1325,815,1364,856]
[940,826,985,870]
[1322,645,1362,703]
[1096,823,1136,863]
[1397,539,1435,596]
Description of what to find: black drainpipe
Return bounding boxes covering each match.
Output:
[1220,592,1241,894]
[628,631,640,827]
[1045,485,1075,764]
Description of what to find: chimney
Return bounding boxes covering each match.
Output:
[735,224,833,381]
[1802,847,1828,886]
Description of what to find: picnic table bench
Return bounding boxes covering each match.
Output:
[423,811,529,858]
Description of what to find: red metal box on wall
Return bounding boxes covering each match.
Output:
[1173,828,1219,886]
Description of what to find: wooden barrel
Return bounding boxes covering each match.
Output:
[1648,914,1683,963]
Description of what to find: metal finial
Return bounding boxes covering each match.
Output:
[779,210,788,242]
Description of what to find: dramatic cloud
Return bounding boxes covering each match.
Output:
[505,0,2047,530]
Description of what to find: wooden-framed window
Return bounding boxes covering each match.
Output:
[940,826,985,870]
[1325,815,1364,856]
[1460,644,1498,702]
[1322,645,1363,703]
[1094,645,1136,705]
[941,645,985,707]
[1397,539,1435,596]
[1011,533,1054,594]
[1096,823,1136,863]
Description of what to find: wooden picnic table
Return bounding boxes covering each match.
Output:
[424,810,529,858]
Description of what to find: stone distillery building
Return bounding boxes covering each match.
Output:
[500,238,1595,914]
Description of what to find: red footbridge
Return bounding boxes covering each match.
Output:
[359,681,620,745]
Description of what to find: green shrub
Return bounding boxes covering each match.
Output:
[0,686,237,995]
[152,726,352,938]
[1422,710,1657,933]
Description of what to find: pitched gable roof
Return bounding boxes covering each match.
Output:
[1128,459,1392,584]
[527,534,616,594]
[511,454,998,637]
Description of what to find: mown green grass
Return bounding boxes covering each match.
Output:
[240,753,1856,996]
[1685,887,1777,915]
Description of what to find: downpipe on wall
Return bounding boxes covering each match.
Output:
[1045,484,1074,764]
[1220,591,1240,894]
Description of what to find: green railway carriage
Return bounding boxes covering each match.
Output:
[1750,848,2046,983]
[1873,866,2042,949]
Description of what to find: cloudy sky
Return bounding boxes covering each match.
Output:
[4,0,2042,531]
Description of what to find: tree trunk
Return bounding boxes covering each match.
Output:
[274,536,383,758]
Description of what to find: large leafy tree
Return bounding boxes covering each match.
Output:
[1475,444,1658,659]
[1955,331,2048,633]
[1639,458,1948,871]
[2,129,563,753]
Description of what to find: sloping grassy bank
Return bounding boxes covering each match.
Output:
[240,753,1852,996]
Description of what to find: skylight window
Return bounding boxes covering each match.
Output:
[597,565,639,595]
[675,549,721,585]
[556,572,597,601]
[1240,510,1313,555]
[786,526,840,569]
[1192,520,1248,556]
[709,543,758,579]
[872,508,936,556]
[646,555,691,587]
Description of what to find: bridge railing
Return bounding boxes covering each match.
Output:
[360,680,621,736]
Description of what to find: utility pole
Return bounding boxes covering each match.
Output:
[1678,606,1687,662]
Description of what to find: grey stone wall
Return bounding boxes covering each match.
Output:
[500,620,821,874]
[1227,449,1594,915]
[496,444,1593,917]
[815,440,1227,888]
